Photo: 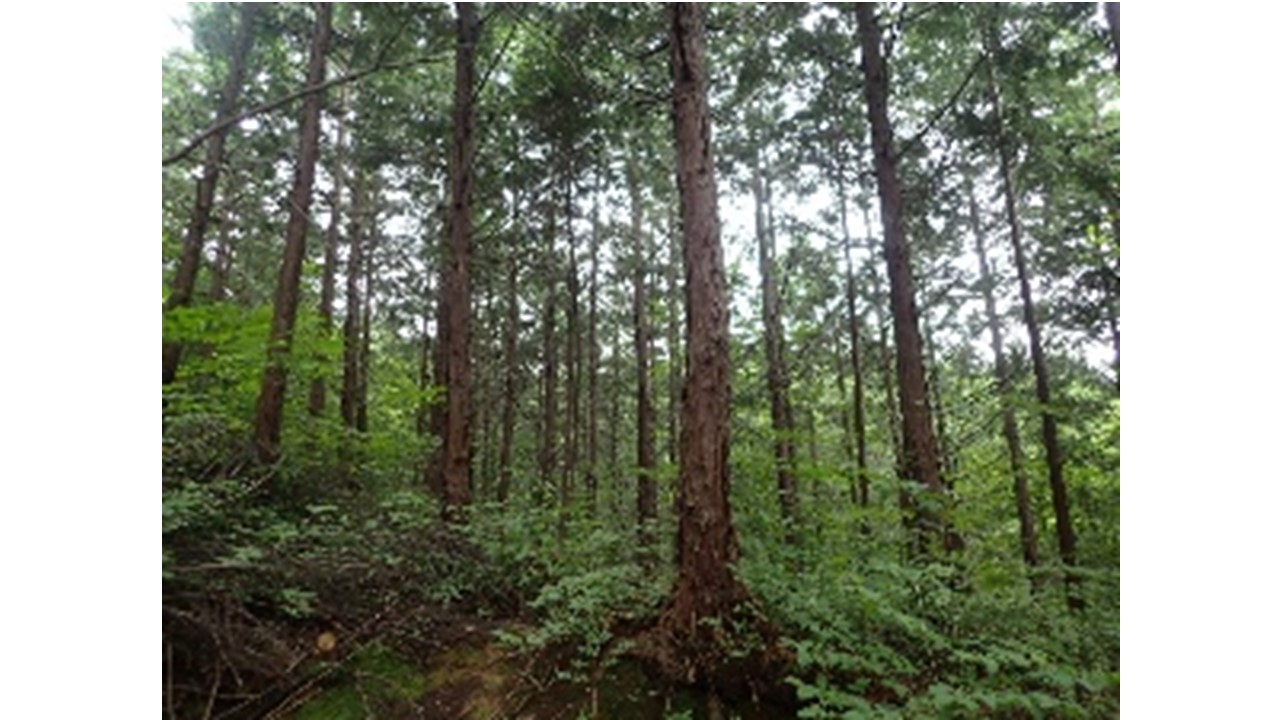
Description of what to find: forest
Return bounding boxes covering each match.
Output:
[162,3,1120,718]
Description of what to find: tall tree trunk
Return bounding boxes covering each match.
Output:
[538,202,560,506]
[969,176,1039,573]
[164,3,258,385]
[252,3,331,464]
[751,148,798,540]
[628,157,658,559]
[341,168,366,430]
[854,2,956,554]
[586,191,601,513]
[209,203,234,303]
[498,227,520,504]
[986,30,1082,609]
[441,0,479,519]
[923,317,954,486]
[836,172,869,508]
[563,174,580,530]
[356,214,376,434]
[662,1,748,641]
[608,313,621,494]
[309,96,346,417]
[665,206,682,468]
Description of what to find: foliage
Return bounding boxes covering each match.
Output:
[162,2,1118,716]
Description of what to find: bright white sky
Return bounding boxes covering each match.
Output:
[161,2,191,56]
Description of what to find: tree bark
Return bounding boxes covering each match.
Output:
[662,1,748,639]
[164,3,258,385]
[252,3,331,464]
[356,211,376,434]
[986,29,1082,609]
[309,94,346,417]
[586,191,601,513]
[538,202,560,506]
[969,176,1039,573]
[854,2,956,553]
[628,156,658,559]
[563,174,581,531]
[665,207,682,469]
[498,221,520,505]
[341,168,366,430]
[441,0,479,519]
[209,202,234,303]
[751,147,798,540]
[836,172,869,508]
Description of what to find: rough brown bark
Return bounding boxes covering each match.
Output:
[252,3,331,465]
[308,97,346,417]
[751,148,798,539]
[441,0,479,519]
[969,176,1039,572]
[164,3,258,385]
[854,2,956,553]
[629,156,658,558]
[662,1,748,638]
[985,29,1082,608]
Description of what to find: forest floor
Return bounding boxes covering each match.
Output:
[166,578,792,719]
[288,601,798,719]
[236,604,789,719]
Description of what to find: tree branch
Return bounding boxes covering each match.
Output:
[163,55,448,167]
[893,55,983,163]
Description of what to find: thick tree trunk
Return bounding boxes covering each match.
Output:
[629,157,658,559]
[308,101,345,417]
[252,3,331,464]
[441,0,479,518]
[986,33,1082,609]
[662,1,748,639]
[164,3,258,385]
[854,3,956,553]
[752,149,799,539]
[969,177,1039,573]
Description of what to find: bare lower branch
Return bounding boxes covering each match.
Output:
[163,56,448,167]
